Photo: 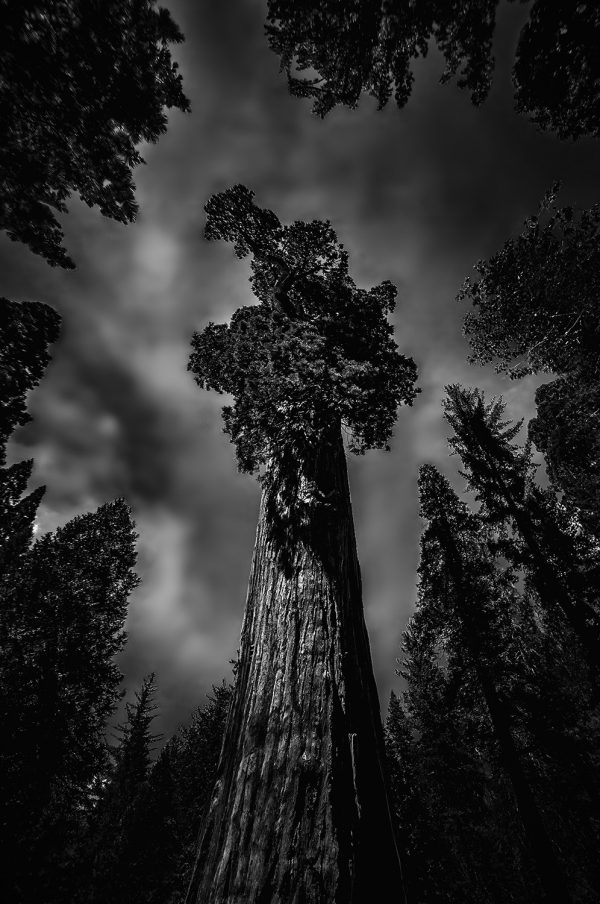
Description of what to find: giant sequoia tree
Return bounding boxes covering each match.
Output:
[185,185,418,903]
[265,1,600,139]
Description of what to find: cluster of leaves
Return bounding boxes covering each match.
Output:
[0,0,189,267]
[459,189,600,536]
[266,1,600,140]
[514,1,600,140]
[386,389,600,902]
[190,185,418,475]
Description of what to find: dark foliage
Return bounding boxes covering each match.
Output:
[386,458,600,902]
[189,185,418,476]
[0,500,139,903]
[0,0,190,267]
[81,674,167,904]
[514,1,600,140]
[266,1,600,139]
[459,189,600,380]
[80,679,232,904]
[458,189,600,534]
[0,297,61,452]
[0,299,61,570]
[529,378,600,537]
[443,384,600,661]
[266,0,498,116]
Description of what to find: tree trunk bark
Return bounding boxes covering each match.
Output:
[185,429,405,903]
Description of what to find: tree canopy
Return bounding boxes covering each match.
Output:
[458,189,600,535]
[458,188,600,380]
[189,184,418,474]
[0,297,61,454]
[0,0,189,267]
[266,1,600,140]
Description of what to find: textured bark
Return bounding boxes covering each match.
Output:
[186,430,405,903]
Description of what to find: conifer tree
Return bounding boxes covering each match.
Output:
[0,501,139,903]
[83,674,162,904]
[413,464,574,903]
[443,384,600,662]
[387,637,540,903]
[0,298,61,567]
[0,0,190,267]
[185,184,418,903]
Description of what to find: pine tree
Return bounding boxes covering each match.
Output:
[443,383,600,663]
[0,0,189,267]
[0,500,139,903]
[387,634,540,904]
[412,464,574,903]
[0,298,61,567]
[83,674,162,904]
[185,185,418,902]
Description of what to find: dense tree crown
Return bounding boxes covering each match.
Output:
[266,1,600,139]
[0,0,189,267]
[189,185,418,474]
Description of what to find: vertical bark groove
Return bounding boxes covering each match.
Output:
[186,430,405,903]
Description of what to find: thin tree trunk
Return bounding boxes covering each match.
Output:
[185,429,405,904]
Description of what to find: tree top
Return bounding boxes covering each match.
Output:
[189,185,419,474]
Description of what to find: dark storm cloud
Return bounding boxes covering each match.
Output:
[2,0,600,734]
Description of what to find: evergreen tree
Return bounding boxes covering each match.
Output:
[443,383,600,662]
[80,679,234,904]
[0,0,189,267]
[0,298,61,567]
[407,464,575,903]
[265,1,600,138]
[83,674,162,904]
[387,641,539,904]
[185,184,418,903]
[166,682,233,902]
[0,500,140,903]
[458,190,600,535]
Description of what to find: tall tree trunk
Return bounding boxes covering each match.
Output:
[185,429,405,904]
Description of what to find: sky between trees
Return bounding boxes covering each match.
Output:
[2,0,600,737]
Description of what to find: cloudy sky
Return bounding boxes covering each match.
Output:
[3,0,600,737]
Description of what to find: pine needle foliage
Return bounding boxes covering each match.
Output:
[189,184,418,476]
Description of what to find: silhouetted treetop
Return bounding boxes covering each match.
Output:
[0,0,190,267]
[189,185,418,473]
[266,1,600,139]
